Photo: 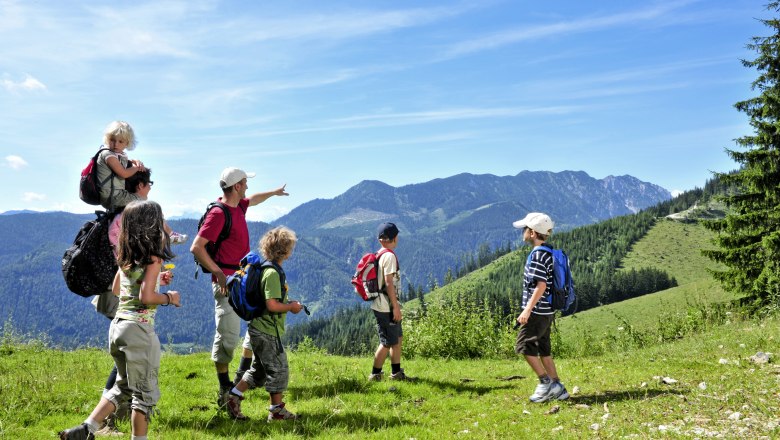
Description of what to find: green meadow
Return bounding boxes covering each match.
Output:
[2,220,778,438]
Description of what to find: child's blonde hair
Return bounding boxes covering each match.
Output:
[260,227,297,263]
[103,120,137,150]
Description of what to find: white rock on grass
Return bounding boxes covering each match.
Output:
[698,382,707,390]
[749,352,772,364]
[661,377,678,385]
[590,423,600,431]
[728,412,742,421]
[571,386,580,395]
[719,358,729,365]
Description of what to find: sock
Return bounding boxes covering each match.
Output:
[218,372,232,389]
[230,387,243,397]
[104,365,118,391]
[83,419,100,433]
[372,367,382,375]
[234,357,252,383]
[539,374,551,384]
[131,436,148,440]
[269,403,282,411]
[391,363,401,374]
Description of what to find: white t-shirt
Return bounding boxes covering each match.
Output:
[370,249,400,313]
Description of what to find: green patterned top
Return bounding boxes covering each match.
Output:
[115,264,160,326]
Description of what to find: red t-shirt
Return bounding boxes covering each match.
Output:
[197,198,251,281]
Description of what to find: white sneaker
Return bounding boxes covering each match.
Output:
[529,381,556,403]
[554,382,570,400]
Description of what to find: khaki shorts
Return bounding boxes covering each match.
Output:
[515,313,554,357]
[103,319,161,417]
[211,282,243,364]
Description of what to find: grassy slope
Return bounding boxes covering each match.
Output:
[557,220,735,341]
[3,316,778,439]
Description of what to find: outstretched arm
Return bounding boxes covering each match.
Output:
[248,184,288,207]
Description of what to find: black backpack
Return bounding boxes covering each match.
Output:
[79,147,114,206]
[194,201,245,278]
[62,210,118,297]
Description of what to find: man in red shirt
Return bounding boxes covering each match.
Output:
[190,167,288,409]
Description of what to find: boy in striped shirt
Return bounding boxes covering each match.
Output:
[513,212,569,403]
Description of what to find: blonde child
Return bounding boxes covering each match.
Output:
[59,200,181,440]
[95,121,186,243]
[224,226,304,422]
[96,121,145,211]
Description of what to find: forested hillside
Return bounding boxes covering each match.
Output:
[285,177,727,355]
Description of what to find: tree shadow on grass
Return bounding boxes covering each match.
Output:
[413,377,515,396]
[568,388,689,405]
[288,376,514,399]
[169,409,409,437]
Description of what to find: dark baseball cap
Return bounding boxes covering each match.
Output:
[377,222,399,240]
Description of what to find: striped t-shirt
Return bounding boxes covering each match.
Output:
[522,246,554,315]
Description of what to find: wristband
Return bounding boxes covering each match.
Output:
[162,292,171,306]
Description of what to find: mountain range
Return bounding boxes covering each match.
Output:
[0,170,670,350]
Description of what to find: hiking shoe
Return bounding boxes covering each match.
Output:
[226,393,248,421]
[368,372,383,382]
[93,412,124,437]
[169,231,188,245]
[554,382,570,401]
[217,386,231,408]
[59,423,95,440]
[268,402,299,422]
[389,369,416,381]
[529,381,554,403]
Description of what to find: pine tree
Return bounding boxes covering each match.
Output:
[703,2,780,308]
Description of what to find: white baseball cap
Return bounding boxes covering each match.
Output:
[512,212,554,235]
[220,167,255,189]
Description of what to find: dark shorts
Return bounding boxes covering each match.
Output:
[515,313,554,357]
[373,309,403,347]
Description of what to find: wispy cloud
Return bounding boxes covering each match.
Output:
[518,56,735,101]
[237,4,474,43]
[1,75,46,93]
[22,192,45,202]
[5,155,28,169]
[442,2,694,59]
[331,106,580,125]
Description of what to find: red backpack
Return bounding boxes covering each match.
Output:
[351,248,397,301]
[79,147,111,205]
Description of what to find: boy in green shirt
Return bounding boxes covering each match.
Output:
[225,227,304,422]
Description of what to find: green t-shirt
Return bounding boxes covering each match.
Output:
[249,267,287,337]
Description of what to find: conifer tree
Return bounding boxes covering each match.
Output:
[704,2,780,308]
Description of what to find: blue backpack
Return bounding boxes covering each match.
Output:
[528,245,577,313]
[226,252,286,321]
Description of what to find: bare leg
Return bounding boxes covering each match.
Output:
[523,355,547,377]
[130,409,148,436]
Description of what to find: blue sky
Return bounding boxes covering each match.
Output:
[0,0,767,221]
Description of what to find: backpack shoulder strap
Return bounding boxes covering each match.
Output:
[259,260,287,308]
[376,248,398,268]
[205,201,232,242]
